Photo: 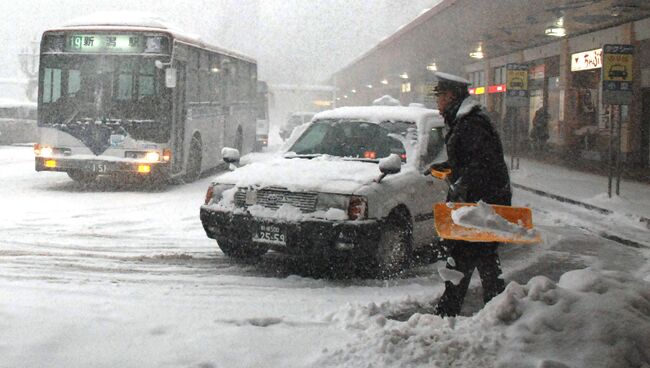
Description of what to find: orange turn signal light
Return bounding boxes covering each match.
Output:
[162,148,171,162]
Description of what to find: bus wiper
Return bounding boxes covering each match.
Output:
[63,107,80,125]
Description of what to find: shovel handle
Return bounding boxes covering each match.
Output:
[430,168,451,180]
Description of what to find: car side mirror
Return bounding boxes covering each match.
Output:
[165,68,177,88]
[222,147,240,170]
[379,154,401,175]
[222,147,240,163]
[375,154,401,183]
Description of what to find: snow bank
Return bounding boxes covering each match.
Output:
[317,268,650,367]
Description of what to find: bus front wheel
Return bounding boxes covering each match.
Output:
[184,136,202,183]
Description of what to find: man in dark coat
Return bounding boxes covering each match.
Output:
[530,105,550,152]
[428,71,512,317]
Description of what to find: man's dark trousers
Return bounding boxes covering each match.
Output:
[436,240,505,317]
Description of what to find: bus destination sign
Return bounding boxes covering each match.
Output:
[65,34,162,53]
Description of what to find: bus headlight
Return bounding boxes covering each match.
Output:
[34,144,54,158]
[144,151,160,162]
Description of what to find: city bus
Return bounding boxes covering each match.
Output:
[34,16,259,183]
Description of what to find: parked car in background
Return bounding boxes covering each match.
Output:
[200,101,448,277]
[0,99,37,145]
[279,111,316,141]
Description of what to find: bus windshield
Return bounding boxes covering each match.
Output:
[39,54,170,141]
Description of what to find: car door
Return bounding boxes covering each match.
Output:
[411,124,447,248]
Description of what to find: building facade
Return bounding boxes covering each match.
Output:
[330,0,650,169]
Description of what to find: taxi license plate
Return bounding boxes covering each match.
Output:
[252,224,286,245]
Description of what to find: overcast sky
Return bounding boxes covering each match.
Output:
[0,0,439,85]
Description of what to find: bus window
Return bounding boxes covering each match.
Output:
[43,68,62,103]
[117,59,134,100]
[138,61,156,99]
[199,51,210,103]
[68,70,81,95]
[186,50,199,103]
[209,55,222,103]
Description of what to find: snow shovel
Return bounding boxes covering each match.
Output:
[428,168,540,244]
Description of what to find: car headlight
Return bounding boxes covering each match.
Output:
[348,196,368,220]
[316,193,349,212]
[205,183,235,205]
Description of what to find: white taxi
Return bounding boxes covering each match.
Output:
[200,100,447,277]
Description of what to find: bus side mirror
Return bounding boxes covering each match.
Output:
[165,68,177,88]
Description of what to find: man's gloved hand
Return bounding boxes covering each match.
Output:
[448,177,467,202]
[422,162,450,176]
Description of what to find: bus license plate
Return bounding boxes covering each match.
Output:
[92,163,107,173]
[253,224,286,245]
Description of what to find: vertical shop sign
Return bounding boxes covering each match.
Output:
[506,63,528,106]
[601,44,634,197]
[602,44,634,105]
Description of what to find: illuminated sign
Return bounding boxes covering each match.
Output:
[506,63,528,98]
[530,64,545,79]
[313,100,332,107]
[488,84,506,93]
[571,48,602,71]
[468,87,486,95]
[602,44,634,105]
[63,34,166,54]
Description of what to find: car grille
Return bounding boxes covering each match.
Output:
[234,188,318,213]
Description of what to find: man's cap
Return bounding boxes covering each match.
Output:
[434,71,471,94]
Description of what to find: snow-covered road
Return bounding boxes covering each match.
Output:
[1,145,648,368]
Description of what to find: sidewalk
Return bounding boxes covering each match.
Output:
[508,156,650,223]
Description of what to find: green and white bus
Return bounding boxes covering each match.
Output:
[35,16,259,183]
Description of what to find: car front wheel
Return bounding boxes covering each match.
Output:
[374,211,413,278]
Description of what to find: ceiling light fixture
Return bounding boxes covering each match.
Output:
[426,62,438,71]
[469,44,484,59]
[399,72,409,79]
[381,79,389,85]
[545,16,566,37]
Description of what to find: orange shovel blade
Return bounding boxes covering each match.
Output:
[434,202,541,244]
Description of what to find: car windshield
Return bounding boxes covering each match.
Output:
[288,119,408,161]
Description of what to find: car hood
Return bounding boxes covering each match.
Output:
[214,155,384,194]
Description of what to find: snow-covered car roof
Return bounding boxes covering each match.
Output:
[313,105,443,127]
